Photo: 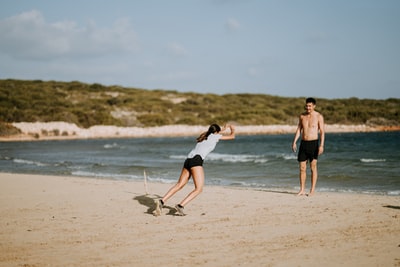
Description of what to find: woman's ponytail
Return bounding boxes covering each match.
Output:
[196,124,221,142]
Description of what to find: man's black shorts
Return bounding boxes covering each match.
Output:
[297,140,319,162]
[183,154,204,171]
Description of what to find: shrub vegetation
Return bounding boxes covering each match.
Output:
[0,79,398,129]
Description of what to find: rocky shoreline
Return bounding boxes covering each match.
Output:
[0,121,398,142]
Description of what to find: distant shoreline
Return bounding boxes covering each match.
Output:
[0,121,399,142]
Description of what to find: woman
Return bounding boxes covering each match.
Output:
[154,123,235,216]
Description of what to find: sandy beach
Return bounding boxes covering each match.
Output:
[1,121,399,141]
[0,172,399,266]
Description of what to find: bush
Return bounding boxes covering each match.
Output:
[0,79,398,127]
[0,122,21,136]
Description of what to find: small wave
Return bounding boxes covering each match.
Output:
[315,187,397,196]
[360,158,386,163]
[170,153,267,163]
[93,163,107,167]
[388,190,400,196]
[147,176,176,184]
[54,161,69,166]
[208,153,266,163]
[278,153,297,160]
[170,155,187,160]
[104,143,119,149]
[71,170,141,180]
[71,171,175,184]
[13,159,48,167]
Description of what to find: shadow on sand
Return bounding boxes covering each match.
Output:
[254,189,297,195]
[383,205,400,210]
[133,194,178,216]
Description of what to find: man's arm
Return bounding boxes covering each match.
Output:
[292,116,302,152]
[318,114,325,155]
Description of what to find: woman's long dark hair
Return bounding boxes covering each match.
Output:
[196,124,221,142]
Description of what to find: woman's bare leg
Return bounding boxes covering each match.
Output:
[161,168,191,203]
[179,166,204,207]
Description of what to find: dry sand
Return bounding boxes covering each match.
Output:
[1,172,399,267]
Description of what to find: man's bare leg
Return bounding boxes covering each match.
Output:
[308,160,318,196]
[297,161,307,196]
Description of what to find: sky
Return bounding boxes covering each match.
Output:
[0,0,399,99]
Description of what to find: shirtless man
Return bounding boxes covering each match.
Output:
[292,97,325,196]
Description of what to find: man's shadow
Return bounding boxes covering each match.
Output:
[133,194,177,215]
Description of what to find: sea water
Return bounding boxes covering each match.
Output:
[1,131,399,195]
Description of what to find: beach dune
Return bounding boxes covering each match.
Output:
[0,172,399,266]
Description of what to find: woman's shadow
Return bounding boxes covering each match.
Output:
[133,194,177,216]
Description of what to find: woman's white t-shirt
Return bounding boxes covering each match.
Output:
[187,133,222,160]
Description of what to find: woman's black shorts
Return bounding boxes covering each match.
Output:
[183,155,204,171]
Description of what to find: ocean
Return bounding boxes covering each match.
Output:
[1,131,399,195]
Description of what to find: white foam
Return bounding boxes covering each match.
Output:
[388,190,400,196]
[169,155,186,160]
[360,158,386,163]
[207,153,266,163]
[170,153,267,163]
[71,171,141,180]
[279,153,297,160]
[104,143,119,149]
[14,159,48,167]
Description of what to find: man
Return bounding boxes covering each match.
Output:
[292,97,325,196]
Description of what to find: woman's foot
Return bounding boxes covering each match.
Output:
[175,204,186,216]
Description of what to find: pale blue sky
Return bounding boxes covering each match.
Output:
[1,0,399,99]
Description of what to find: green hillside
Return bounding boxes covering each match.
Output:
[0,79,399,129]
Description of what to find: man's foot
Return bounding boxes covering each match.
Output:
[296,190,306,196]
[307,191,315,197]
[175,204,186,216]
[153,199,163,216]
